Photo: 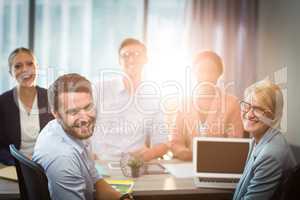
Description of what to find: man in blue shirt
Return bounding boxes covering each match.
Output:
[33,73,122,200]
[92,38,168,161]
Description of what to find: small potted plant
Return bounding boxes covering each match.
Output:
[127,155,144,178]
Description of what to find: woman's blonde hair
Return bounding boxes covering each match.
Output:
[245,79,283,128]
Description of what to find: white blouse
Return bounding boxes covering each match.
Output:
[18,94,40,157]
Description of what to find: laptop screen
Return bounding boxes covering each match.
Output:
[196,139,250,174]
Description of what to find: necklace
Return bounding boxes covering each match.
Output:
[197,121,209,136]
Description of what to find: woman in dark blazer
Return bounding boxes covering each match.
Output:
[0,47,53,165]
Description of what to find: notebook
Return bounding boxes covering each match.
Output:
[105,179,134,194]
[193,137,251,189]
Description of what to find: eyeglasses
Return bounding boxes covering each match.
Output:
[120,51,143,59]
[240,100,271,118]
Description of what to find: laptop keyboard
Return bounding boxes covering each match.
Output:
[198,177,240,183]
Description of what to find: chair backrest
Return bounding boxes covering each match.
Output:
[271,164,300,200]
[9,144,51,200]
[280,164,300,200]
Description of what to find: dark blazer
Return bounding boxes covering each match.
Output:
[0,86,54,165]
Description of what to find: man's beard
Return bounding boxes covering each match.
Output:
[60,117,96,140]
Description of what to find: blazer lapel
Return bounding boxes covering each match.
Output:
[11,88,21,148]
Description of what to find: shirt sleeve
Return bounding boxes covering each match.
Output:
[46,155,88,200]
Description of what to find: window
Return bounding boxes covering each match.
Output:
[146,0,187,84]
[0,0,186,93]
[0,0,29,92]
[34,0,144,87]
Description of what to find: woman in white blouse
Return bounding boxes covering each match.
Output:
[0,47,53,165]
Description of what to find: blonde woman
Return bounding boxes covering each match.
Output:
[233,80,297,200]
[0,47,53,165]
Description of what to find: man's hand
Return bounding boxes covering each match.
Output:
[95,179,121,200]
[130,143,168,162]
[120,193,134,200]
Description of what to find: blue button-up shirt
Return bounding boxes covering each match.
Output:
[92,78,168,161]
[33,119,102,200]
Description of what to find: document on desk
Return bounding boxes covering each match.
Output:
[0,166,17,181]
[162,162,194,178]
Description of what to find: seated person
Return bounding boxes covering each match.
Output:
[169,51,244,161]
[0,47,53,165]
[92,38,168,161]
[33,74,132,200]
[233,80,297,200]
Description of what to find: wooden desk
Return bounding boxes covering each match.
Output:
[0,164,19,200]
[100,159,234,200]
[0,160,234,200]
[0,179,19,200]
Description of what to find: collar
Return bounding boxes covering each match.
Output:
[252,128,280,158]
[55,119,88,154]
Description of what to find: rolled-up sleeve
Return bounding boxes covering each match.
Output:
[46,156,87,200]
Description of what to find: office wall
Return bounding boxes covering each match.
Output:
[256,0,300,162]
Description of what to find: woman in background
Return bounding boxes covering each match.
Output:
[233,80,296,199]
[0,47,53,165]
[169,51,244,161]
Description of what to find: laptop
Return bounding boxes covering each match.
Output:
[193,137,251,189]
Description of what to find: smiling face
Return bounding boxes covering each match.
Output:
[54,92,96,140]
[10,52,37,88]
[241,93,275,142]
[119,44,147,79]
[241,80,283,143]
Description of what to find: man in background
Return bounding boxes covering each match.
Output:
[92,38,168,161]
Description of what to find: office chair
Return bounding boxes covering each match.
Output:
[9,144,51,200]
[271,164,300,200]
[279,164,300,200]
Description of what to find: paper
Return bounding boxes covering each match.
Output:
[162,162,194,178]
[144,163,167,174]
[108,162,121,170]
[0,166,18,181]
